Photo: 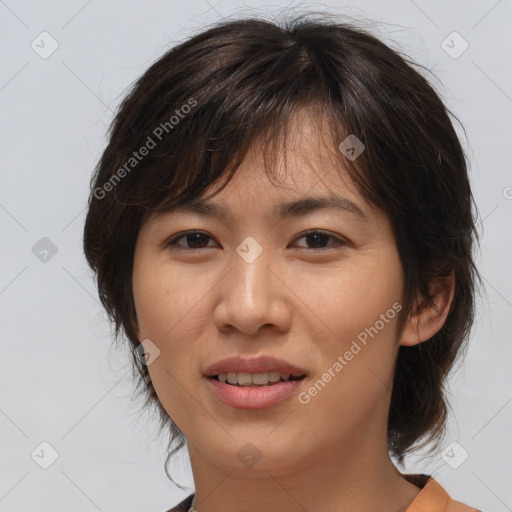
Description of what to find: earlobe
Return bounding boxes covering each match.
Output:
[400,274,455,347]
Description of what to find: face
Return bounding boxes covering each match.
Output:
[132,117,407,476]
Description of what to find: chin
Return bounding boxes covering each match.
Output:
[209,435,312,476]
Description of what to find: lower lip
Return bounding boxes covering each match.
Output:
[206,377,305,409]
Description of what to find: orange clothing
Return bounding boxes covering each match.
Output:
[404,473,481,511]
[164,474,481,511]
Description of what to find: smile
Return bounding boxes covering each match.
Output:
[206,373,306,409]
[214,371,305,387]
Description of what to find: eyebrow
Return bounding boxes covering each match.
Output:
[170,195,369,221]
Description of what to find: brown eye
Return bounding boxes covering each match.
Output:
[167,231,217,250]
[292,230,346,250]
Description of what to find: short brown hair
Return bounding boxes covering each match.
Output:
[83,13,481,479]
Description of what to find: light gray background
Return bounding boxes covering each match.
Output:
[1,1,511,511]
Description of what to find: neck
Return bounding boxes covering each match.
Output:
[187,431,421,512]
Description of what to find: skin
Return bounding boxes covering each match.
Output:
[132,112,454,512]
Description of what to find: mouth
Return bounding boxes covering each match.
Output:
[206,372,307,409]
[204,356,308,408]
[209,372,307,387]
[204,355,307,381]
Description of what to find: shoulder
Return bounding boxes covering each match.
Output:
[163,493,194,512]
[404,474,482,512]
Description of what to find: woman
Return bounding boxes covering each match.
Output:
[83,13,482,512]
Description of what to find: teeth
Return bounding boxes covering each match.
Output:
[217,371,300,386]
[268,371,281,382]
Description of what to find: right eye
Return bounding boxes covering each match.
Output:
[166,231,218,250]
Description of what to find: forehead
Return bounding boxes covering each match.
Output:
[150,107,377,224]
[155,140,373,227]
[228,110,364,198]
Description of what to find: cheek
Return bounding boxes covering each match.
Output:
[132,268,199,431]
[296,254,402,408]
[132,258,211,408]
[133,260,208,341]
[300,255,403,345]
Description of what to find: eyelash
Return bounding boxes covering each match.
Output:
[165,230,347,252]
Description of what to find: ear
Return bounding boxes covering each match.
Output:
[400,274,455,347]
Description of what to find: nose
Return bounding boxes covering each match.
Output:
[213,243,292,336]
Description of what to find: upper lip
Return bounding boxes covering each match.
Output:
[204,356,307,378]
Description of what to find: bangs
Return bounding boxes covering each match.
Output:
[106,72,367,223]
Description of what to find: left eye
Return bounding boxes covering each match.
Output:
[292,230,345,250]
[166,230,345,250]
